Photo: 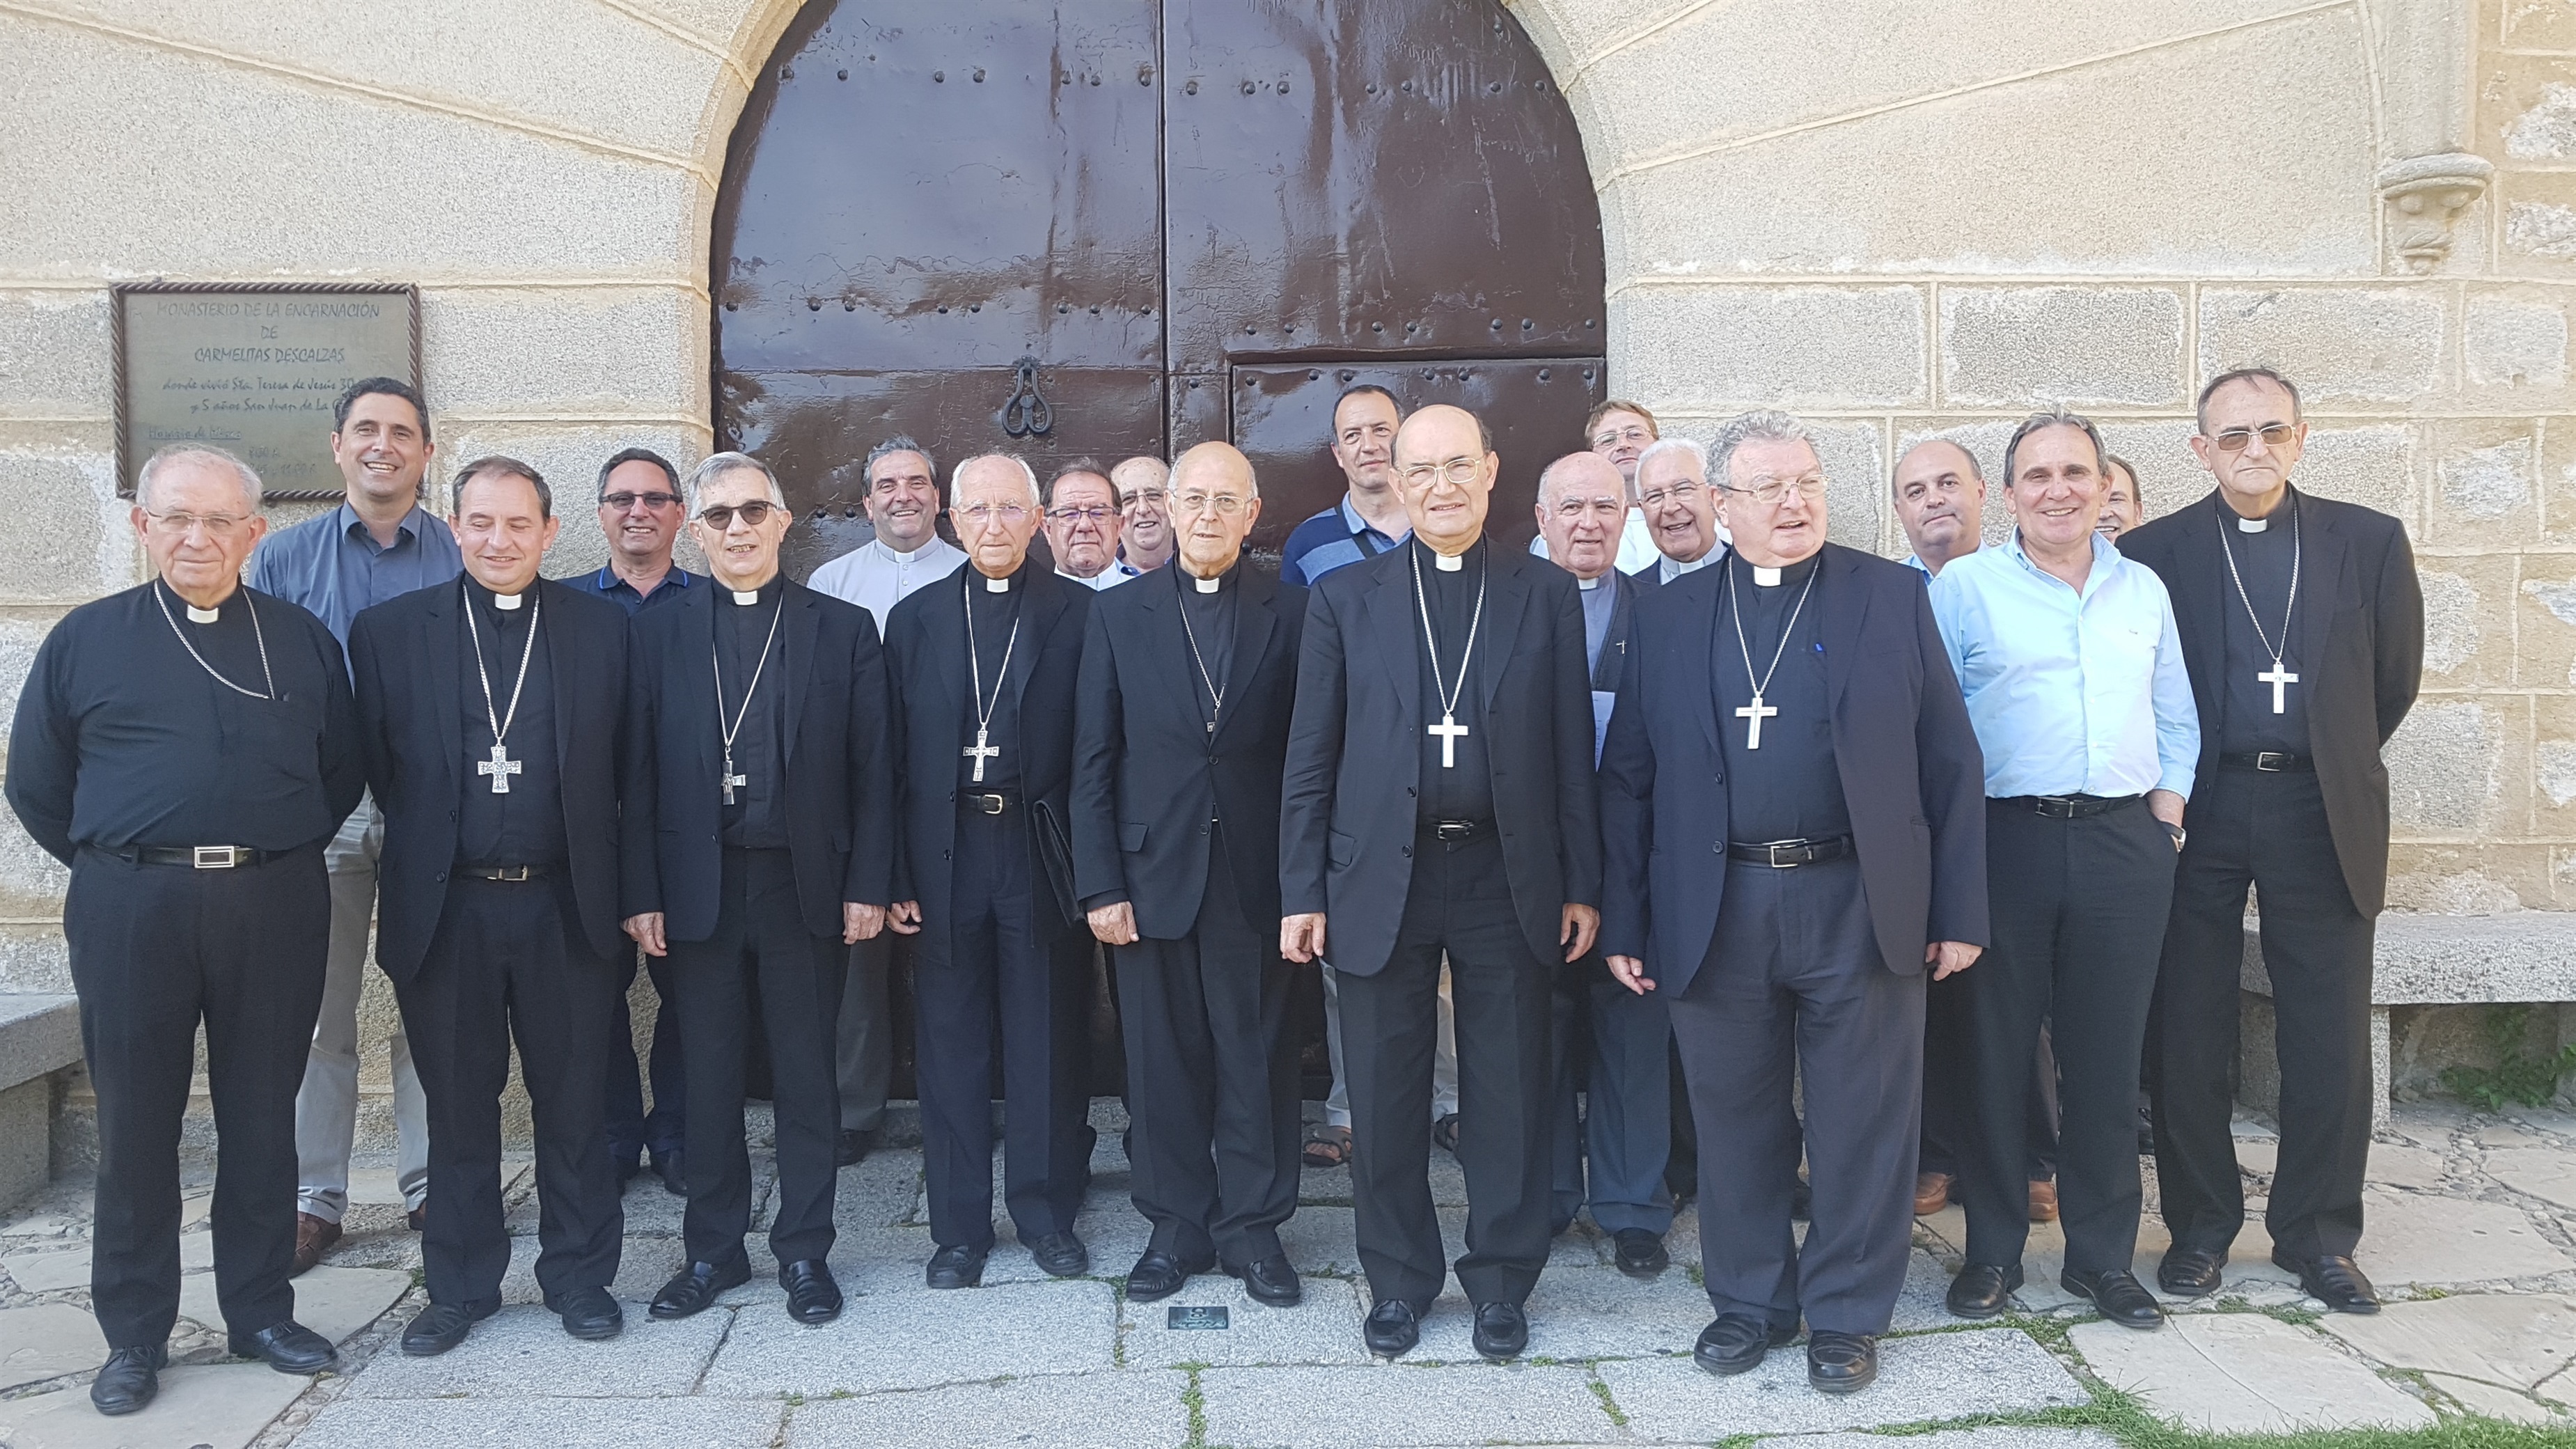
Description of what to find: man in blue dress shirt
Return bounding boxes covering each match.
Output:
[1929,408,2199,1333]
[248,377,461,1273]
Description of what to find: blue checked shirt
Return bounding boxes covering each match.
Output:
[248,501,462,646]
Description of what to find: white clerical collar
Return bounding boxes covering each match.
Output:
[1434,551,1463,572]
[186,603,220,624]
[491,588,525,611]
[1662,553,1714,583]
[731,590,761,605]
[1752,565,1783,587]
[877,535,937,563]
[2236,515,2268,533]
[984,573,1013,593]
[1577,575,1601,590]
[1193,573,1222,593]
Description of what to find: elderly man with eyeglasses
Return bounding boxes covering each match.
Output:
[1045,459,1140,589]
[1112,455,1177,574]
[1532,399,1664,575]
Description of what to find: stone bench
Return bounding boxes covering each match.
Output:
[2240,912,2576,1129]
[0,994,79,1211]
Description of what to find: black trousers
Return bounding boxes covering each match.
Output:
[1921,989,2058,1180]
[1966,799,2176,1273]
[665,847,845,1266]
[917,806,1092,1251]
[1340,828,1553,1310]
[1673,858,1924,1334]
[396,876,621,1308]
[67,845,329,1349]
[2153,765,2374,1261]
[1549,961,1675,1236]
[1113,828,1301,1265]
[604,946,684,1168]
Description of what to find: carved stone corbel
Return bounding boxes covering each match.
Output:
[2378,152,2493,274]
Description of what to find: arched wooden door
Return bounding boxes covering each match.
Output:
[712,0,1606,581]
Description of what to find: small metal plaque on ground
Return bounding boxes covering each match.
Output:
[1166,1305,1230,1331]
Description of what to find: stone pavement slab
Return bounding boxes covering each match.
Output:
[1198,1362,1610,1449]
[700,1277,1115,1397]
[1755,1431,2120,1449]
[2359,1186,2573,1285]
[1279,1205,1360,1275]
[2,1242,89,1293]
[2071,1311,2435,1434]
[292,1394,787,1448]
[1411,1264,1708,1363]
[2319,1292,2576,1391]
[0,1301,109,1391]
[496,1228,683,1306]
[2485,1146,2576,1212]
[1120,1274,1371,1368]
[783,1369,1193,1448]
[2366,1142,2451,1190]
[0,1362,308,1449]
[345,1301,725,1398]
[177,1263,411,1345]
[2428,1372,2573,1425]
[1599,1325,2084,1440]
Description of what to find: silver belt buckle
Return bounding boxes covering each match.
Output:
[493,866,532,882]
[1770,843,1803,867]
[2034,796,2078,818]
[969,793,1005,815]
[2254,752,2292,772]
[192,845,239,870]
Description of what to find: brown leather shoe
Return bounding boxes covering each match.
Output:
[1913,1172,1952,1216]
[291,1212,340,1277]
[2028,1179,2059,1222]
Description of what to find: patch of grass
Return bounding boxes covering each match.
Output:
[2443,1005,2576,1110]
[1585,1374,1628,1429]
[1180,1366,1209,1449]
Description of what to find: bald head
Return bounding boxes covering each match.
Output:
[1536,451,1626,580]
[1392,405,1498,554]
[1169,441,1263,579]
[1892,438,1987,573]
[1538,450,1622,510]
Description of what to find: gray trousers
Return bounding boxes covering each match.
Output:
[294,794,430,1219]
[836,932,894,1134]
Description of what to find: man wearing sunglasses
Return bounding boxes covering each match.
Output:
[2118,368,2424,1315]
[574,448,701,1201]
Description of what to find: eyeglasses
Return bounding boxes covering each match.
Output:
[601,491,680,512]
[2208,423,2297,452]
[955,502,1030,526]
[1639,480,1704,510]
[1120,489,1169,510]
[1551,498,1626,521]
[144,509,251,539]
[1722,475,1829,506]
[1396,457,1484,488]
[696,501,778,528]
[1173,492,1250,515]
[1046,505,1115,524]
[1592,425,1653,450]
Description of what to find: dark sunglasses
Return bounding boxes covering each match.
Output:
[602,490,681,511]
[697,501,779,528]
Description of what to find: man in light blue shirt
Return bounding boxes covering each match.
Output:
[246,378,462,1271]
[1927,408,2197,1334]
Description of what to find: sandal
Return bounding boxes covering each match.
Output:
[1303,1124,1352,1168]
[1432,1113,1462,1154]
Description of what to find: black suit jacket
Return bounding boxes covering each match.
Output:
[1071,564,1306,939]
[883,565,1092,962]
[350,577,627,984]
[2119,489,2424,915]
[618,578,893,941]
[1598,543,1988,993]
[1280,540,1601,977]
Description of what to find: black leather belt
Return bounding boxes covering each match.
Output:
[1726,835,1851,868]
[959,792,1018,815]
[2221,751,2311,772]
[123,845,284,869]
[1422,818,1493,843]
[457,864,548,882]
[1995,793,2140,819]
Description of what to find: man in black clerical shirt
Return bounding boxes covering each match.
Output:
[2120,369,2424,1313]
[349,458,631,1354]
[1281,405,1602,1363]
[1074,442,1308,1306]
[885,453,1098,1289]
[621,453,894,1326]
[8,446,361,1415]
[1601,410,1987,1395]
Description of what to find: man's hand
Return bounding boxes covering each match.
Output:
[1926,940,1982,980]
[888,900,923,935]
[1089,902,1138,946]
[1281,913,1327,964]
[1560,903,1600,963]
[842,902,886,944]
[2146,789,2185,829]
[622,911,667,957]
[1605,954,1655,995]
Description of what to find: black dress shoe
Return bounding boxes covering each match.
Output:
[1613,1228,1670,1279]
[228,1319,338,1374]
[400,1299,496,1356]
[1471,1301,1528,1361]
[927,1244,989,1290]
[1124,1248,1215,1303]
[2157,1247,2226,1298]
[1226,1252,1303,1306]
[656,1149,687,1199]
[1028,1230,1090,1278]
[1362,1298,1420,1358]
[1946,1262,2023,1319]
[1694,1314,1798,1375]
[2276,1252,2381,1314]
[649,1256,751,1319]
[547,1285,624,1340]
[2062,1267,2164,1329]
[1807,1330,1878,1394]
[835,1129,875,1168]
[780,1259,843,1324]
[89,1342,164,1416]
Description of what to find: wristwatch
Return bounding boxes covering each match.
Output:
[2158,820,2187,852]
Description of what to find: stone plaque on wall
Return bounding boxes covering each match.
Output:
[113,282,419,503]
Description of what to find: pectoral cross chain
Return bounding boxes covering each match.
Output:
[2259,661,2299,714]
[1428,712,1470,768]
[477,742,522,794]
[1735,694,1779,750]
[963,727,1000,783]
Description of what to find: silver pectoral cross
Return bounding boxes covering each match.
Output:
[1735,694,1778,749]
[477,742,521,794]
[721,749,748,804]
[963,727,1000,783]
[2259,661,2299,714]
[1428,712,1470,768]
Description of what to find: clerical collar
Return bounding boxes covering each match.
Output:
[1661,552,1715,583]
[489,588,526,611]
[875,535,939,563]
[1415,536,1482,575]
[1736,551,1818,590]
[975,565,1018,594]
[2229,487,2294,533]
[725,575,785,606]
[186,602,220,625]
[1577,575,1601,591]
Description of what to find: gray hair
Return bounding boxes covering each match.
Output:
[1633,436,1709,482]
[865,435,937,492]
[952,452,1042,508]
[1707,410,1816,489]
[2000,407,2107,486]
[137,444,262,513]
[686,451,787,515]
